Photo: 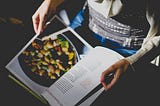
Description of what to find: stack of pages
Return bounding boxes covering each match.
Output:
[6,15,123,106]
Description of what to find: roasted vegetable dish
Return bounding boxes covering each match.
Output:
[21,35,77,81]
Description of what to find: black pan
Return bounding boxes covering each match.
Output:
[18,34,79,87]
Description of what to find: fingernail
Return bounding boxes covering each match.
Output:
[37,32,40,35]
[40,29,43,33]
[37,30,42,35]
[100,77,103,82]
[37,29,42,35]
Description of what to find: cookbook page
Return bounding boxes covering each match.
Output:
[42,46,124,106]
[5,15,92,96]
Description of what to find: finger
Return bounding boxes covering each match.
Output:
[104,69,121,91]
[100,65,116,82]
[32,14,39,34]
[37,14,46,34]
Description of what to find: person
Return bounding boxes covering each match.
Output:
[32,0,160,105]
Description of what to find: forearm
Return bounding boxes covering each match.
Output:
[126,36,160,64]
[51,0,65,8]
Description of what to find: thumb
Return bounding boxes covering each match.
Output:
[37,15,46,34]
[100,65,115,82]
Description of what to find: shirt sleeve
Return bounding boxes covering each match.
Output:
[125,36,160,64]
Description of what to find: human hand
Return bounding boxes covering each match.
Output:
[32,0,63,34]
[100,59,130,92]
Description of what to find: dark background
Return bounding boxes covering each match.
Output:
[0,0,46,106]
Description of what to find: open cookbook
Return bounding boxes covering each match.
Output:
[6,15,124,106]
